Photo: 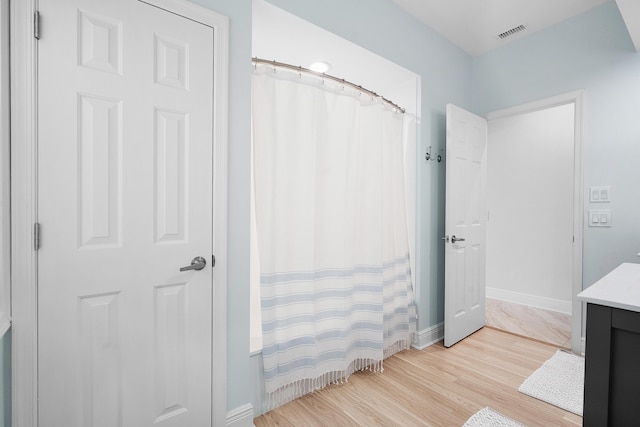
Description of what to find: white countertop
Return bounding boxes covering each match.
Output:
[578,263,640,313]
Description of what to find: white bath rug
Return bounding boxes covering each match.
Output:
[463,407,526,427]
[518,350,584,416]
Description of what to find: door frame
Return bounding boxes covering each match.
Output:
[0,0,10,340]
[483,90,584,355]
[9,1,230,425]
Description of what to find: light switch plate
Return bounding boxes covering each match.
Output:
[588,209,612,227]
[590,186,611,203]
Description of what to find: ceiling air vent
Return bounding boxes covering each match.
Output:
[497,24,527,40]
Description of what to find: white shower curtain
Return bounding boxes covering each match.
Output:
[252,63,416,409]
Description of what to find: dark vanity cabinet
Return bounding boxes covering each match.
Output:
[582,303,640,427]
[578,263,640,427]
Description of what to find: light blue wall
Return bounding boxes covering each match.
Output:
[0,331,9,427]
[473,1,640,289]
[264,0,473,331]
[186,0,253,413]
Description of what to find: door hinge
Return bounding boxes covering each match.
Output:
[34,223,40,251]
[212,255,216,268]
[34,11,40,40]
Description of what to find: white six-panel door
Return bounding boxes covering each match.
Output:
[37,0,214,425]
[444,104,488,348]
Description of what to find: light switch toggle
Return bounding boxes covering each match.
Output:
[588,209,612,227]
[590,186,611,203]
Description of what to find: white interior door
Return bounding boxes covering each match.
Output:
[444,104,487,347]
[37,0,214,425]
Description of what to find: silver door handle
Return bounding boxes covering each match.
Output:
[451,235,466,244]
[180,256,207,272]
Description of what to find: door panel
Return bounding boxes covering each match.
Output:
[154,108,188,244]
[453,247,466,317]
[78,93,123,248]
[38,0,214,425]
[444,104,487,347]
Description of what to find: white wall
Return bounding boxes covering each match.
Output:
[486,103,575,313]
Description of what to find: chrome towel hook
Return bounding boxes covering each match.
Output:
[425,146,443,163]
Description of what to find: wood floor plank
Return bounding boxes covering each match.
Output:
[254,327,582,426]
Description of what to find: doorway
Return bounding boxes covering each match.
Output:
[484,94,584,353]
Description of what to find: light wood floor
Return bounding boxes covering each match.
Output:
[253,327,582,426]
[485,298,572,349]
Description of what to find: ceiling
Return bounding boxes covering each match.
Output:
[391,0,639,56]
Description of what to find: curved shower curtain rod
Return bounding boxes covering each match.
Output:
[252,57,406,114]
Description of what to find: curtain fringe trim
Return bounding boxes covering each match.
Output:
[266,336,413,411]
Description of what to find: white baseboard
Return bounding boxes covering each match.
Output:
[486,287,572,314]
[226,403,255,427]
[413,322,444,350]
